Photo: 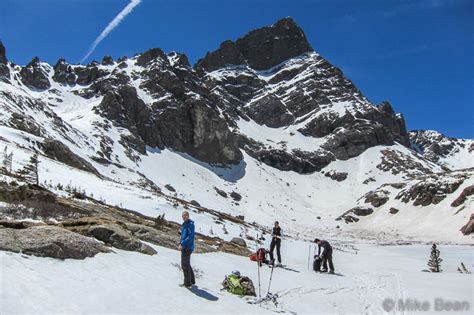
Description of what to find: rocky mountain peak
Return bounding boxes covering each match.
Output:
[101,55,114,66]
[0,41,9,80]
[20,56,51,90]
[136,48,168,66]
[0,41,7,64]
[196,17,313,72]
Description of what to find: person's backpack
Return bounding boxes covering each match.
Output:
[256,248,267,262]
[313,256,321,272]
[226,274,246,295]
[249,248,268,263]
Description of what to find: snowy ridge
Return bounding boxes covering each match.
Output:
[410,130,474,170]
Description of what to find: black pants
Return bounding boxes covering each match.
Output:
[181,248,195,286]
[269,238,281,263]
[321,250,334,272]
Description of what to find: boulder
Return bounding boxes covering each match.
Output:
[88,223,157,255]
[230,237,247,247]
[0,225,111,259]
[230,191,242,202]
[190,200,201,207]
[389,208,399,214]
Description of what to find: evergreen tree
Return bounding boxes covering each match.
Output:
[427,243,443,273]
[1,146,13,175]
[18,153,40,185]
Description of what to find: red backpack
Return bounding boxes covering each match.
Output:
[249,248,267,262]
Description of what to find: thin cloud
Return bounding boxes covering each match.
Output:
[80,0,142,64]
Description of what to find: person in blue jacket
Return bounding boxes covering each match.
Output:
[179,211,195,288]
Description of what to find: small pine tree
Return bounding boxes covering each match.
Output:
[18,153,40,185]
[1,147,13,175]
[427,243,443,273]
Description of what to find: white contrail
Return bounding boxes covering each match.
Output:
[80,0,142,63]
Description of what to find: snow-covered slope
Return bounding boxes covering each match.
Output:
[2,241,472,314]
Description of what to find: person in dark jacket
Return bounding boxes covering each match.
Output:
[179,211,195,288]
[314,238,335,274]
[269,221,283,265]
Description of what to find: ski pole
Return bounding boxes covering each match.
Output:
[266,263,275,296]
[257,260,261,300]
[307,244,311,270]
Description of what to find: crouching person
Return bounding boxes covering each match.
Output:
[222,271,256,296]
[314,238,335,274]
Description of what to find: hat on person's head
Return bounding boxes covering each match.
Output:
[231,270,241,277]
[314,238,320,243]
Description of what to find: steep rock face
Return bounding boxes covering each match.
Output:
[0,41,10,81]
[196,17,313,72]
[197,18,410,169]
[157,99,243,164]
[244,146,335,173]
[0,41,7,64]
[95,85,242,164]
[20,57,51,90]
[94,85,162,152]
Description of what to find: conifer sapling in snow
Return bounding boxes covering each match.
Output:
[18,153,40,185]
[427,243,442,273]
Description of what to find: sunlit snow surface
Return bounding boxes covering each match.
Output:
[1,241,472,314]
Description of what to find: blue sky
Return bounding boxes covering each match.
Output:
[1,0,473,138]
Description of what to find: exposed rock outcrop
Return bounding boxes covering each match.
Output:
[451,185,474,207]
[40,139,100,176]
[364,190,390,207]
[0,41,10,81]
[395,174,466,206]
[0,225,111,259]
[460,214,474,235]
[196,17,313,72]
[88,223,157,255]
[0,41,7,64]
[336,207,374,223]
[20,57,51,90]
[52,58,76,85]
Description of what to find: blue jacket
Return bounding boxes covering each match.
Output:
[180,219,195,252]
